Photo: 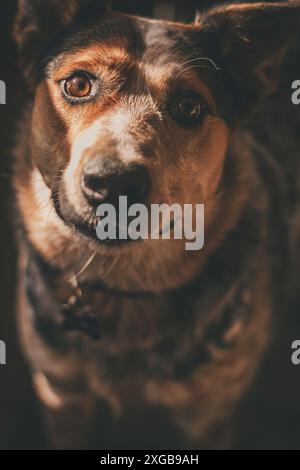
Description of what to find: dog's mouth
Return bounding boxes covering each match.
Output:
[52,191,176,247]
[52,193,138,247]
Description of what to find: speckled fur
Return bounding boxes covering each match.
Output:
[13,1,300,449]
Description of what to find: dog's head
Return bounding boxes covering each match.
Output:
[14,1,300,290]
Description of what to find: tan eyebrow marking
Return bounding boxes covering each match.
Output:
[50,43,135,81]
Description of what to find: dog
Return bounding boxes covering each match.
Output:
[12,0,300,449]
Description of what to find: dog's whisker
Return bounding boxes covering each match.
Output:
[178,56,221,71]
[28,199,53,220]
[27,186,52,204]
[31,189,59,218]
[75,252,97,280]
[176,63,220,80]
[101,253,121,280]
[45,205,54,228]
[139,239,151,262]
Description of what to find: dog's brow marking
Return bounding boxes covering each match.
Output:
[143,62,175,86]
[50,45,130,78]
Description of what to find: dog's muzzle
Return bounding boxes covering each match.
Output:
[110,0,201,24]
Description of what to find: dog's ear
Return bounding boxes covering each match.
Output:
[194,1,300,119]
[14,0,108,85]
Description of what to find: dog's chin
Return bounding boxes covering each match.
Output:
[52,192,139,249]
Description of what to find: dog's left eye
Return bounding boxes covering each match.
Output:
[171,93,204,127]
[63,73,93,100]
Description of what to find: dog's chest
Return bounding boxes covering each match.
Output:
[18,234,271,411]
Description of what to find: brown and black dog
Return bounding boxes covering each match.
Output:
[12,0,300,449]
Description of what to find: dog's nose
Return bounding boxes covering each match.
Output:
[81,156,151,205]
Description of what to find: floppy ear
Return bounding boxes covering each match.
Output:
[13,0,108,86]
[194,1,300,119]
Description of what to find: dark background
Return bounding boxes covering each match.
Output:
[1,0,300,449]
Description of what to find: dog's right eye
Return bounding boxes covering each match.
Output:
[64,74,92,98]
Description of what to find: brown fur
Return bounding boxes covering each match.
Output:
[13,1,300,449]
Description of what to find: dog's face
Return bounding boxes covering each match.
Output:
[14,1,300,290]
[32,18,229,244]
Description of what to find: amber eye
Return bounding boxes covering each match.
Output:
[172,93,204,126]
[64,74,92,99]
